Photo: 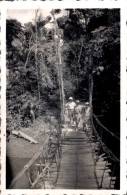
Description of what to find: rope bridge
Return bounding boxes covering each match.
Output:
[9,127,62,189]
[90,113,120,189]
[8,110,120,189]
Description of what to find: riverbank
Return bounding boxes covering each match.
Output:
[7,114,59,158]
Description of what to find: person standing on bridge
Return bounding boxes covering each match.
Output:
[74,101,87,131]
[83,102,90,132]
[67,97,76,125]
[74,100,82,130]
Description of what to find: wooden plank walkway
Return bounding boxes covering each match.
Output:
[8,125,115,189]
[55,128,98,189]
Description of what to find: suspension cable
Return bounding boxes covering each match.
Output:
[92,124,120,164]
[93,114,120,141]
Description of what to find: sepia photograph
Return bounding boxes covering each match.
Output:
[5,7,121,190]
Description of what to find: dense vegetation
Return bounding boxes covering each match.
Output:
[6,9,120,156]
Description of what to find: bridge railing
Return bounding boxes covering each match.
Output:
[92,113,120,163]
[90,114,120,189]
[9,127,62,189]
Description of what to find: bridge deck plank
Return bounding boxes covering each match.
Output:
[55,129,98,189]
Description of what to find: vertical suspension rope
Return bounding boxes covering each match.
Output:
[52,9,65,122]
[99,159,108,188]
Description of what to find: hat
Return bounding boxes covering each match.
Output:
[76,100,80,103]
[69,97,73,100]
[85,102,89,105]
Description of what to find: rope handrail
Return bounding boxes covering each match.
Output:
[92,124,120,164]
[93,114,120,141]
[9,136,50,189]
[31,161,52,188]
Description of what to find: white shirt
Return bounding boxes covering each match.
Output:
[68,102,76,110]
[75,105,83,114]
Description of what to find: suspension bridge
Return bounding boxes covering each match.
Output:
[8,112,120,190]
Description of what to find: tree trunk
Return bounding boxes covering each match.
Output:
[55,37,62,119]
[89,73,93,119]
[58,41,65,121]
[35,10,41,102]
[24,34,33,68]
[52,10,65,122]
[89,55,93,126]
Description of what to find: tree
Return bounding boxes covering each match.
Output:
[6,13,60,129]
[56,9,120,132]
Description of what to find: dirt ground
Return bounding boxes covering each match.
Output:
[6,116,56,158]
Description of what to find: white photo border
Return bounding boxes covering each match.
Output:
[0,0,127,195]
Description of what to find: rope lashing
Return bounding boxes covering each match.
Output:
[29,131,61,189]
[31,150,60,189]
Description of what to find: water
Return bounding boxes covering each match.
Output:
[6,157,31,189]
[7,156,46,189]
[6,131,120,189]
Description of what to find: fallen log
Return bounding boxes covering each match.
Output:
[12,130,39,144]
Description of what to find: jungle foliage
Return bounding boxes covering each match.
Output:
[6,9,120,140]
